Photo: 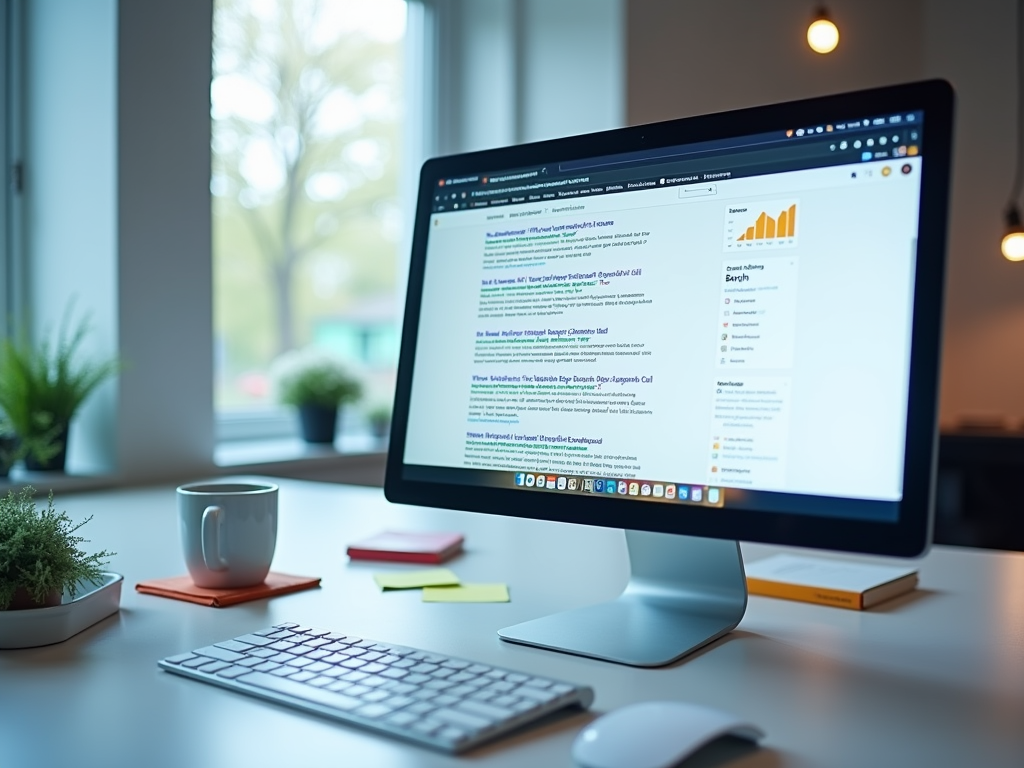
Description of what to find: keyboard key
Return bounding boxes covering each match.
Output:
[197,661,230,674]
[268,641,296,652]
[345,685,371,698]
[432,694,459,707]
[216,665,251,680]
[308,676,333,688]
[505,673,528,683]
[388,683,417,695]
[248,648,277,659]
[527,677,552,689]
[405,673,430,685]
[550,683,573,695]
[254,661,281,673]
[362,690,390,703]
[360,651,384,662]
[491,694,518,707]
[466,665,491,674]
[340,671,369,683]
[238,657,266,668]
[441,659,470,670]
[392,658,416,669]
[268,653,294,664]
[286,657,314,668]
[195,646,246,664]
[270,667,294,677]
[305,650,331,661]
[341,659,366,669]
[430,668,455,679]
[458,699,516,721]
[425,680,454,691]
[272,622,298,629]
[361,676,389,688]
[411,720,442,736]
[385,712,418,728]
[215,639,255,653]
[447,685,476,698]
[362,663,386,674]
[233,634,274,647]
[355,704,393,719]
[381,668,407,680]
[323,667,348,678]
[406,702,434,715]
[486,681,515,694]
[411,663,439,674]
[307,629,331,638]
[516,686,558,704]
[437,726,469,744]
[434,708,491,731]
[253,627,281,636]
[306,661,331,674]
[383,695,414,710]
[288,671,317,683]
[447,672,474,683]
[240,672,361,711]
[326,681,351,692]
[181,657,211,669]
[322,643,347,653]
[163,653,197,665]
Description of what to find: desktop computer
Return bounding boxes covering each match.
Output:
[385,80,955,667]
[159,81,955,753]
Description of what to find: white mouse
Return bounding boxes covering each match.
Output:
[571,700,765,768]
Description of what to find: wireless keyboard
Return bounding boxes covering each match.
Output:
[158,622,594,753]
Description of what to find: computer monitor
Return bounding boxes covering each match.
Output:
[385,80,954,667]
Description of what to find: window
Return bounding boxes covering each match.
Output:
[211,0,407,440]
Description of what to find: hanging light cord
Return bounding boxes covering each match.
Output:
[1008,0,1024,214]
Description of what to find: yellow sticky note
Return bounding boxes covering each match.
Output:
[374,568,460,590]
[422,584,510,603]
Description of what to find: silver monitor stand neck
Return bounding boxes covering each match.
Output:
[498,530,747,667]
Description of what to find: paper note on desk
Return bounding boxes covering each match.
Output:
[373,568,460,590]
[422,584,510,603]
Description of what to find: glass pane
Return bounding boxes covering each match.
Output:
[212,0,405,423]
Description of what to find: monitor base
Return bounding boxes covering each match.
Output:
[498,530,747,667]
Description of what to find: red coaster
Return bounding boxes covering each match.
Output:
[135,572,320,607]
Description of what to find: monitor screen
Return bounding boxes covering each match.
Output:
[386,81,954,559]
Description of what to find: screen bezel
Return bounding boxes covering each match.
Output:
[385,80,954,558]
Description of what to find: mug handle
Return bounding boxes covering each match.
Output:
[201,505,229,571]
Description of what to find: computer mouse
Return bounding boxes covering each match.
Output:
[571,700,764,768]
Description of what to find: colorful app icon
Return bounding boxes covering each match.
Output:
[546,476,557,490]
[665,485,676,499]
[557,477,567,490]
[525,474,535,487]
[628,482,640,496]
[584,479,595,492]
[515,473,525,486]
[607,481,618,494]
[618,481,628,495]
[677,485,690,501]
[652,484,664,498]
[594,479,604,493]
[691,487,703,502]
[640,483,652,496]
[568,478,578,491]
[708,488,721,504]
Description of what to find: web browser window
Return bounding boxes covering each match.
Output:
[403,114,925,522]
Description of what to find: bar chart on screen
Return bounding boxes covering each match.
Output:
[724,199,799,251]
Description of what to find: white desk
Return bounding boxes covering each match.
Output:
[1,477,1022,768]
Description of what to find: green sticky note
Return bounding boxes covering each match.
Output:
[373,568,460,590]
[422,583,510,603]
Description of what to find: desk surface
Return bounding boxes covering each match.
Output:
[1,477,1022,768]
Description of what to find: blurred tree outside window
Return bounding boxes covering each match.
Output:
[212,0,405,427]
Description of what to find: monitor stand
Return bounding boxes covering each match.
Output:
[497,530,747,667]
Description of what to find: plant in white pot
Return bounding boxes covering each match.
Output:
[0,487,114,610]
[271,348,362,444]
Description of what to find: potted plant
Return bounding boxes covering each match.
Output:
[0,414,19,478]
[0,308,120,472]
[0,487,115,610]
[271,348,362,444]
[367,402,392,441]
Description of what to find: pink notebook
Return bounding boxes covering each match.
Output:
[346,531,464,564]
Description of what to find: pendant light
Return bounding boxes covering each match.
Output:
[807,7,839,55]
[1003,0,1024,261]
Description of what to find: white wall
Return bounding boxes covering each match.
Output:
[24,0,216,483]
[627,0,1024,427]
[25,0,118,475]
[433,0,624,154]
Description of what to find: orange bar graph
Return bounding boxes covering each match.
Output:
[736,203,797,242]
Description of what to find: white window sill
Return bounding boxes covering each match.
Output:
[214,435,388,487]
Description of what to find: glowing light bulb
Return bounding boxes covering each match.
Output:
[1002,230,1024,261]
[807,17,839,54]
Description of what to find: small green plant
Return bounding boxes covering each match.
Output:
[271,348,362,409]
[0,487,115,609]
[0,306,120,466]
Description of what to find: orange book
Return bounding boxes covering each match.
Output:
[745,554,918,610]
[347,531,464,564]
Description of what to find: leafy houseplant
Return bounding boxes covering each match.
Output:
[0,309,120,471]
[367,402,392,440]
[271,348,362,443]
[0,487,115,610]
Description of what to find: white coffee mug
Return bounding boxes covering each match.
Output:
[177,482,279,588]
